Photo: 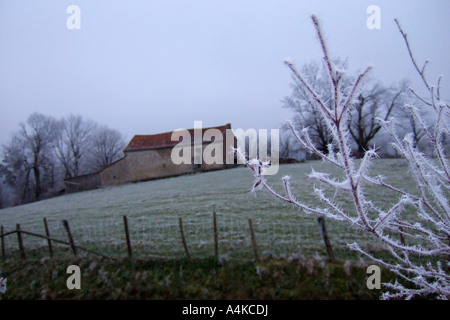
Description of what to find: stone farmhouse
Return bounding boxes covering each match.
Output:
[64,123,237,193]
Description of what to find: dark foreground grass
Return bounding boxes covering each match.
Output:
[0,256,397,300]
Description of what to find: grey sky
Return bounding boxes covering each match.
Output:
[0,0,449,145]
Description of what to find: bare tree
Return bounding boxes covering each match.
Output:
[1,113,59,202]
[409,113,425,149]
[236,16,449,299]
[404,98,439,154]
[283,60,349,155]
[348,81,409,156]
[0,164,15,208]
[18,113,60,200]
[279,131,293,160]
[55,114,97,178]
[1,113,127,206]
[91,125,126,169]
[285,60,409,158]
[279,124,303,160]
[1,136,33,204]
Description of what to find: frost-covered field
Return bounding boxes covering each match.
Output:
[0,159,413,261]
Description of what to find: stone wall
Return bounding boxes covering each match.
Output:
[100,157,129,186]
[64,172,101,194]
[125,148,195,182]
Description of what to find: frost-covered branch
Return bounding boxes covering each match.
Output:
[238,15,450,299]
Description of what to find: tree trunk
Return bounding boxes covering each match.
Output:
[33,165,41,200]
[357,143,367,158]
[0,184,3,209]
[22,168,31,203]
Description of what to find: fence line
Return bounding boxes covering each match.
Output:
[179,217,190,259]
[0,212,318,262]
[0,219,115,261]
[16,224,26,260]
[43,217,53,258]
[123,215,132,258]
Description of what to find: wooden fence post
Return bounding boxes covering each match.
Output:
[62,220,77,256]
[16,224,26,260]
[179,217,190,259]
[43,218,53,258]
[317,216,335,262]
[123,215,133,258]
[248,219,259,261]
[1,225,5,262]
[213,212,219,259]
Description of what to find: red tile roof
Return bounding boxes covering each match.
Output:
[123,123,232,152]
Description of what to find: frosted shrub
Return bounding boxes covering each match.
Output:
[236,16,449,299]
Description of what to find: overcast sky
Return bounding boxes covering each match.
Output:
[0,0,449,145]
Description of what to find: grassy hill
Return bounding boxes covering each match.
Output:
[0,158,418,300]
[0,158,412,262]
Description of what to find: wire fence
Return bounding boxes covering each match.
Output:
[0,212,329,262]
